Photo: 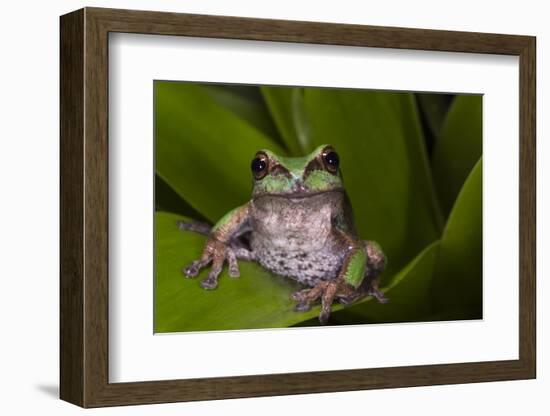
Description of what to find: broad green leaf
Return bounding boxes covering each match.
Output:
[155,212,325,332]
[431,158,482,319]
[155,82,285,223]
[203,85,281,141]
[431,95,482,216]
[303,89,443,275]
[261,87,311,155]
[331,241,440,324]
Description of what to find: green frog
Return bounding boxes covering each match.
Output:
[178,145,387,324]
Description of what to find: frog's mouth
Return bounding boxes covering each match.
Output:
[253,188,345,201]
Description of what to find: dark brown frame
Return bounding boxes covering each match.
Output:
[60,7,536,408]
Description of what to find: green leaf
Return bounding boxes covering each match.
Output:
[331,241,440,324]
[303,89,443,274]
[431,158,482,319]
[431,95,482,216]
[202,85,281,142]
[261,87,311,155]
[155,175,208,221]
[416,93,454,139]
[155,82,285,222]
[156,212,325,332]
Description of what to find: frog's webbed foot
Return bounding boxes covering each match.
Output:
[366,277,389,304]
[291,283,328,313]
[291,280,351,324]
[183,238,241,289]
[178,219,255,263]
[337,291,365,305]
[336,276,389,305]
[177,220,212,236]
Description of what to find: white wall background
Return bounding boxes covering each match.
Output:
[0,0,545,414]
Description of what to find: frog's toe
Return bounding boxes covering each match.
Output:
[318,309,331,324]
[183,261,202,277]
[200,277,218,290]
[226,249,240,278]
[294,301,312,312]
[368,286,389,304]
[337,295,357,305]
[371,291,389,304]
[290,289,309,301]
[318,281,338,324]
[200,259,223,289]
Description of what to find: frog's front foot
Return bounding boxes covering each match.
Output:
[291,286,323,312]
[291,280,347,324]
[182,238,240,290]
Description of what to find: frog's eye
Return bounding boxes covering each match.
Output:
[322,149,340,173]
[251,154,269,180]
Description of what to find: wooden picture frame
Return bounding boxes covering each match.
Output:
[60,7,536,408]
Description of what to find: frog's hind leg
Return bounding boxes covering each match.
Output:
[177,220,211,236]
[178,219,254,261]
[178,219,254,259]
[336,240,388,305]
[231,247,256,261]
[363,240,389,304]
[227,230,256,262]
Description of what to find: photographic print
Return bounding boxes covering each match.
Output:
[154,82,482,333]
[60,8,535,406]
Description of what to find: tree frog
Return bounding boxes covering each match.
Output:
[178,145,387,324]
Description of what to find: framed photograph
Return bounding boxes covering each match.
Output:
[60,7,536,407]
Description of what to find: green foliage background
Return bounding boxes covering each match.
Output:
[154,82,482,332]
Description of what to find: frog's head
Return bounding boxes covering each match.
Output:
[251,144,344,198]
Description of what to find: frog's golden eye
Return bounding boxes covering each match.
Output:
[251,153,269,180]
[322,147,340,173]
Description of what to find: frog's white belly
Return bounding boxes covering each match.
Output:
[251,240,345,286]
[249,193,346,286]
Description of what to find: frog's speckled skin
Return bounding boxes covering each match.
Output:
[179,145,387,324]
[250,191,347,286]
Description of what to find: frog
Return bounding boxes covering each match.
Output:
[177,144,388,324]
